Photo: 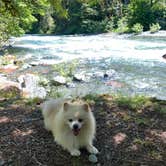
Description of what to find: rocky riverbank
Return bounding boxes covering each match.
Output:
[0,54,124,100]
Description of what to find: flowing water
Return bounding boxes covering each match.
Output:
[8,31,166,99]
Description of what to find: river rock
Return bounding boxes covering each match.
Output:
[0,64,18,73]
[51,76,67,85]
[30,61,41,66]
[66,82,76,88]
[92,71,104,78]
[18,74,47,99]
[104,69,116,78]
[21,63,31,69]
[73,73,86,82]
[0,77,20,98]
[162,54,166,60]
[88,154,98,163]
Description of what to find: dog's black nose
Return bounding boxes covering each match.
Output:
[73,124,79,130]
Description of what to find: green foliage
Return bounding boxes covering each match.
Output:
[132,23,143,34]
[150,23,161,33]
[115,95,149,110]
[0,86,20,99]
[127,0,166,31]
[0,0,166,46]
[83,94,99,103]
[0,0,67,48]
[25,97,42,106]
[53,60,78,77]
[115,17,129,34]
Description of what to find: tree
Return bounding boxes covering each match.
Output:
[0,0,67,49]
[127,0,166,30]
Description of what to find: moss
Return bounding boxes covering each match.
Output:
[0,86,20,99]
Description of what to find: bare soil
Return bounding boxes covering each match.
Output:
[0,96,166,166]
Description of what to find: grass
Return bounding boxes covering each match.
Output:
[53,60,79,77]
[83,94,166,116]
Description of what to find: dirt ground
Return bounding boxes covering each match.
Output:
[0,96,166,166]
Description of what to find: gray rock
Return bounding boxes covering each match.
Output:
[104,69,116,78]
[17,74,47,99]
[30,61,40,66]
[21,63,31,69]
[162,54,166,59]
[0,77,21,98]
[52,76,67,85]
[66,82,76,88]
[92,71,104,78]
[88,154,98,163]
[73,73,86,82]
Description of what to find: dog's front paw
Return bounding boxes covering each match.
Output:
[87,145,99,154]
[70,149,81,156]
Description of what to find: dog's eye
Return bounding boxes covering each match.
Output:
[78,119,83,122]
[69,119,73,122]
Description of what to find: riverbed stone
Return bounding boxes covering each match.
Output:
[104,69,116,78]
[73,73,86,82]
[17,74,47,99]
[0,64,19,73]
[162,54,166,60]
[88,154,98,163]
[92,71,104,78]
[66,82,76,88]
[30,61,41,66]
[51,76,67,85]
[21,63,31,69]
[0,77,21,98]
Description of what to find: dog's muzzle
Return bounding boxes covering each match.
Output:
[72,124,80,136]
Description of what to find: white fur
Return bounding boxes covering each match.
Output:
[41,98,98,156]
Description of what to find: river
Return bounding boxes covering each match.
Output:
[8,31,166,99]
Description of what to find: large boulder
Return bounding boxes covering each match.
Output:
[0,77,21,99]
[18,74,47,99]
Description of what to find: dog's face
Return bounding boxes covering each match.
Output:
[63,102,90,136]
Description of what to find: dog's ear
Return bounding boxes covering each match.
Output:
[64,102,69,111]
[83,103,90,112]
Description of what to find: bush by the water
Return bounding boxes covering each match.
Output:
[115,17,129,34]
[150,23,161,33]
[131,23,143,34]
[0,0,166,48]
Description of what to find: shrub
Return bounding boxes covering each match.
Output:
[115,17,129,34]
[132,23,143,34]
[53,60,78,77]
[149,23,161,33]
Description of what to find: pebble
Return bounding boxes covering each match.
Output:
[88,154,98,163]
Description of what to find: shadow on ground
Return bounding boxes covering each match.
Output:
[0,96,166,166]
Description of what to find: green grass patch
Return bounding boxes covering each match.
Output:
[114,95,149,110]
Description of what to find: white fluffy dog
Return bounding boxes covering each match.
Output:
[41,98,98,156]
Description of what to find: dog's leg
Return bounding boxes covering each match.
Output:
[69,149,81,156]
[86,144,99,154]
